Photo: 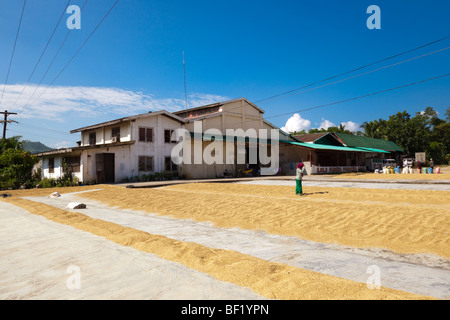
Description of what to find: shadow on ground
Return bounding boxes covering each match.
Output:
[300,191,330,196]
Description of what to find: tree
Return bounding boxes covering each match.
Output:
[384,111,414,154]
[428,141,447,164]
[361,119,388,139]
[415,107,445,132]
[290,130,307,136]
[326,124,353,134]
[0,136,24,153]
[307,128,327,134]
[360,107,449,162]
[361,121,376,138]
[428,121,450,164]
[307,124,353,135]
[0,137,38,189]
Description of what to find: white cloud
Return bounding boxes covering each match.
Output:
[280,113,311,133]
[319,119,336,130]
[186,93,229,108]
[1,84,229,122]
[340,121,361,132]
[51,140,75,149]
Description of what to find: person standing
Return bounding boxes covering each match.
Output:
[430,158,434,173]
[296,162,306,196]
[402,158,408,174]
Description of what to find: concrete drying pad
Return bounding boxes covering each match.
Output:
[237,179,450,191]
[19,191,450,299]
[0,200,265,300]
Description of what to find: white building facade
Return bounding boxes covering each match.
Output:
[36,110,185,183]
[35,98,298,183]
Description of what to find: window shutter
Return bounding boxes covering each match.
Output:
[139,128,146,141]
[112,127,120,138]
[147,128,153,142]
[138,156,145,171]
[164,130,170,143]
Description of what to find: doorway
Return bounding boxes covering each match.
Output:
[96,153,115,183]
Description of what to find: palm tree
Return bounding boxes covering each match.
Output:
[361,120,387,139]
[361,121,376,138]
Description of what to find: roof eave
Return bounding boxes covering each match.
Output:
[70,110,185,134]
[174,97,265,115]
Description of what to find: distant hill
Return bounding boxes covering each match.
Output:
[23,141,54,154]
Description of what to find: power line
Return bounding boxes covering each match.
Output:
[18,0,88,115]
[255,35,450,104]
[210,37,450,117]
[0,0,27,106]
[220,42,450,116]
[26,0,121,110]
[264,73,450,121]
[6,128,75,142]
[13,0,72,109]
[16,121,75,136]
[258,46,450,104]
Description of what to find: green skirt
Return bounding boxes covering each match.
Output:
[295,179,302,195]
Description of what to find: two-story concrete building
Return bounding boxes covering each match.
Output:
[35,98,295,183]
[36,110,185,183]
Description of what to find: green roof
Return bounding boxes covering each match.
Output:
[281,140,389,153]
[333,133,403,152]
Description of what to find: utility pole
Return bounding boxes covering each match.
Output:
[0,110,18,140]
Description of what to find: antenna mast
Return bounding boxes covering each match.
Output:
[183,51,188,110]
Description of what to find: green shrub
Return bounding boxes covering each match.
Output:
[0,148,38,190]
[40,178,56,188]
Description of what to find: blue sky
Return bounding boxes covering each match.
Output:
[0,0,449,147]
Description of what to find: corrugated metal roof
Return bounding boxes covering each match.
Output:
[281,140,389,153]
[293,132,343,146]
[70,110,185,133]
[292,133,327,143]
[333,133,403,152]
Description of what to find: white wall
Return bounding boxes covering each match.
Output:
[81,122,132,146]
[78,114,184,183]
[82,145,132,183]
[41,155,83,181]
[130,114,183,175]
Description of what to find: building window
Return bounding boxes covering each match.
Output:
[165,156,178,172]
[138,156,154,172]
[139,127,153,142]
[89,132,96,146]
[64,156,81,173]
[112,127,120,141]
[48,158,54,173]
[164,129,176,143]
